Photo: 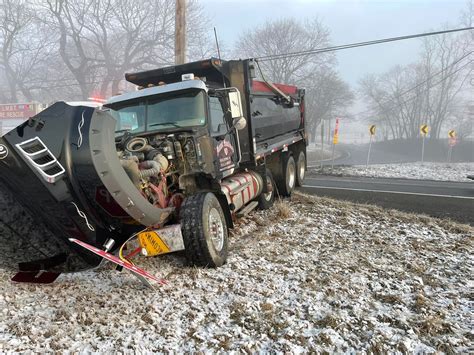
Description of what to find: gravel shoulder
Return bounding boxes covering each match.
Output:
[0,193,472,353]
[314,162,474,182]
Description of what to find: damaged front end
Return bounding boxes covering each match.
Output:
[0,102,178,277]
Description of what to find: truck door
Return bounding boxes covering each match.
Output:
[209,96,239,177]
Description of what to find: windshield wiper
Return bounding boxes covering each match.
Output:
[149,122,183,128]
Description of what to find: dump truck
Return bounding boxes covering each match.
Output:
[0,58,307,285]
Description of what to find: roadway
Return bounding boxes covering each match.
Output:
[298,175,474,225]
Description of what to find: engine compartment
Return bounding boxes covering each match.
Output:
[115,133,192,217]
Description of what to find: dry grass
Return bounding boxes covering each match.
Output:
[414,293,430,311]
[417,316,453,336]
[0,189,472,353]
[274,199,291,219]
[374,293,403,304]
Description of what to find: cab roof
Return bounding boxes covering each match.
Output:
[105,80,208,106]
[125,58,229,87]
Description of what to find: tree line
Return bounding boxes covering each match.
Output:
[1,0,471,142]
[0,0,214,102]
[0,0,354,144]
[358,2,472,141]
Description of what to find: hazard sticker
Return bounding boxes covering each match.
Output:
[138,231,171,256]
[0,144,8,160]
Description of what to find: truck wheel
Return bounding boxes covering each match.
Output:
[275,154,296,197]
[296,151,306,187]
[180,192,228,267]
[257,169,275,210]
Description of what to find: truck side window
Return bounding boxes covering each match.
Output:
[209,96,226,134]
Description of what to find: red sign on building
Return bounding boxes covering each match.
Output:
[0,103,38,119]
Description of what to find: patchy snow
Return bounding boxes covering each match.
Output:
[0,194,472,353]
[315,162,474,182]
[307,143,342,164]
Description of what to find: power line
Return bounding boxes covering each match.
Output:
[0,27,472,97]
[256,27,474,61]
[354,61,473,120]
[350,50,472,118]
[352,57,473,120]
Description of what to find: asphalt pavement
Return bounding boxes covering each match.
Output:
[299,175,474,225]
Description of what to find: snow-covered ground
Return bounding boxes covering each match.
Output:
[315,162,474,182]
[0,193,472,353]
[307,143,341,164]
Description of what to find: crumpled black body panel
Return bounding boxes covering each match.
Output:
[0,102,121,272]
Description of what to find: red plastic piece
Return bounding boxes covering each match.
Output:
[69,238,166,286]
[12,271,61,284]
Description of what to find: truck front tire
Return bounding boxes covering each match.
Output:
[180,192,228,267]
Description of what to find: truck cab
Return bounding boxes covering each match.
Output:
[105,78,246,184]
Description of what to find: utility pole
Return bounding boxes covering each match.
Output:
[175,0,186,65]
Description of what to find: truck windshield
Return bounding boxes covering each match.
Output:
[109,90,206,134]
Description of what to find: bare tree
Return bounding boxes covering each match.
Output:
[449,102,473,140]
[306,68,354,142]
[234,17,353,142]
[40,0,101,100]
[234,18,335,84]
[0,0,53,102]
[359,64,428,140]
[359,28,471,140]
[421,30,471,138]
[39,0,213,100]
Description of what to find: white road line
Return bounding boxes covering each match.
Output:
[304,177,467,187]
[301,184,474,200]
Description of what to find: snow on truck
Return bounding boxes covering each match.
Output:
[0,58,307,286]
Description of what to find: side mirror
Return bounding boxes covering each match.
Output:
[228,91,243,119]
[233,116,247,131]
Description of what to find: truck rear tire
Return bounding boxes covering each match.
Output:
[275,154,296,197]
[257,169,275,210]
[296,151,306,187]
[180,192,228,267]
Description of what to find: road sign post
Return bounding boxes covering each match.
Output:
[420,124,429,163]
[320,121,324,169]
[421,135,426,163]
[366,125,376,167]
[331,118,340,170]
[447,130,456,163]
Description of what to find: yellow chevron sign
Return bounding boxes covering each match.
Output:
[448,130,456,138]
[369,125,376,135]
[420,124,429,135]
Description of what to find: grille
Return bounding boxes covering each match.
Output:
[22,142,45,154]
[34,154,55,165]
[16,137,65,183]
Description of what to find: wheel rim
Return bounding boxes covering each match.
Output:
[263,179,273,201]
[299,156,306,181]
[208,207,224,251]
[288,161,296,189]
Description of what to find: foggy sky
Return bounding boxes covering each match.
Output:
[201,0,467,88]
